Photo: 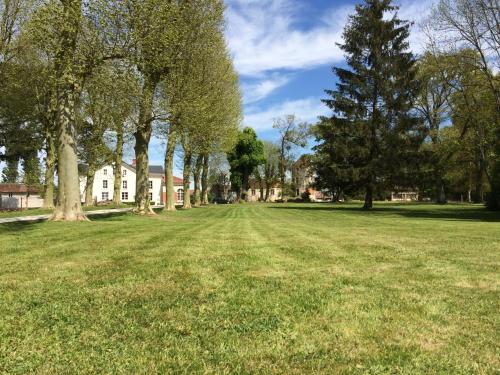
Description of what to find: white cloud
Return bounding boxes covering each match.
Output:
[242,74,292,104]
[244,97,329,131]
[226,0,350,76]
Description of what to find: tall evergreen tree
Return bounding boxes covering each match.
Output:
[319,0,421,209]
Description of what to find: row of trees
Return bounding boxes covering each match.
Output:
[0,0,241,220]
[313,0,499,210]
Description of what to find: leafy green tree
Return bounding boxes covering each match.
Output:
[227,127,265,200]
[319,0,421,209]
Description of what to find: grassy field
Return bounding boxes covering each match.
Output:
[0,203,499,374]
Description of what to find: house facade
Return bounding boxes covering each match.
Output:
[245,182,282,202]
[0,183,44,209]
[292,155,329,201]
[79,161,184,205]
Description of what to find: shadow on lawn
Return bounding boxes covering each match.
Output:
[269,204,500,222]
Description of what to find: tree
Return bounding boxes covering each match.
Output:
[260,141,280,201]
[273,115,308,198]
[227,127,265,201]
[414,53,454,204]
[320,0,421,209]
[161,0,239,211]
[124,0,180,215]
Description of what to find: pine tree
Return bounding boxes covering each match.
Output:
[319,0,421,209]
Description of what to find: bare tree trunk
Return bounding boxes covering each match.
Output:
[182,144,192,209]
[264,179,270,202]
[43,127,56,208]
[84,164,96,207]
[436,173,447,204]
[112,123,124,206]
[363,184,373,210]
[164,125,177,211]
[201,153,209,205]
[193,154,202,207]
[134,75,157,215]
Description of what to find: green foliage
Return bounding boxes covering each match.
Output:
[227,127,265,198]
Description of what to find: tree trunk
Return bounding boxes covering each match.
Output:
[201,153,209,205]
[43,123,56,208]
[363,184,373,210]
[182,145,192,209]
[51,87,86,221]
[164,125,177,211]
[133,75,157,215]
[50,0,86,221]
[435,172,447,204]
[84,164,96,207]
[241,168,249,201]
[264,179,270,202]
[193,154,203,207]
[112,123,124,206]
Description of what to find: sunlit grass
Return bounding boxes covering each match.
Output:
[0,203,498,373]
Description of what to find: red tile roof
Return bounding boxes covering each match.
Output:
[0,183,39,194]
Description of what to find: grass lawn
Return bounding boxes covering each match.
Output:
[0,203,499,374]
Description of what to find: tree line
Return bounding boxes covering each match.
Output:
[313,0,499,210]
[0,0,241,220]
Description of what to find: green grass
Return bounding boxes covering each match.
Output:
[0,203,499,374]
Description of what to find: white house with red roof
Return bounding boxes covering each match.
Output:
[79,160,184,205]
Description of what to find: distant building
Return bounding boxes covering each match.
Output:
[79,160,184,205]
[0,183,43,209]
[390,191,419,202]
[291,155,329,201]
[245,181,282,202]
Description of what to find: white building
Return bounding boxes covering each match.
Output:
[79,161,184,205]
[0,183,44,209]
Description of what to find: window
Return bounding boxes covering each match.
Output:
[149,192,153,201]
[8,192,13,197]
[122,169,127,177]
[121,192,128,200]
[252,189,256,196]
[103,180,108,189]
[178,189,184,202]
[149,180,153,189]
[271,189,275,196]
[103,169,107,175]
[122,180,127,189]
[102,192,109,201]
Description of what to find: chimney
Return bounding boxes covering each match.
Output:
[132,159,136,167]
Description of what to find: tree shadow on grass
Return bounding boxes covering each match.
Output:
[268,204,500,222]
[0,212,132,234]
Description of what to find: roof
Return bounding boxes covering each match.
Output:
[247,181,281,189]
[0,183,39,194]
[121,161,164,176]
[79,161,183,185]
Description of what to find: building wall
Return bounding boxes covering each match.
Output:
[80,164,164,204]
[246,188,282,202]
[0,194,44,209]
